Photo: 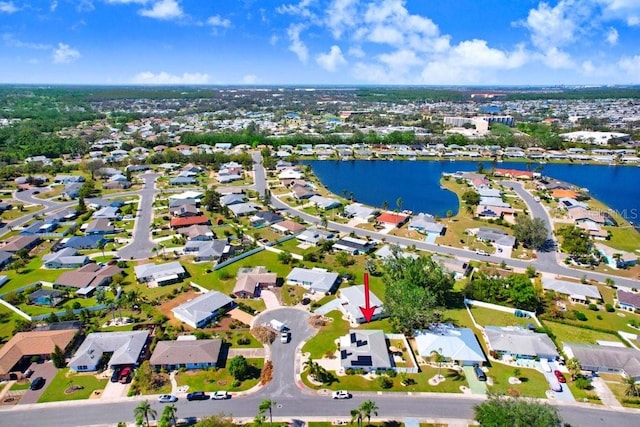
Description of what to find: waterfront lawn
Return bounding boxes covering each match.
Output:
[469,306,533,329]
[542,320,623,346]
[175,358,263,392]
[38,368,108,403]
[486,361,548,398]
[603,227,640,253]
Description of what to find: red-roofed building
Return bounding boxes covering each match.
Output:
[493,168,535,180]
[376,212,409,227]
[170,215,210,229]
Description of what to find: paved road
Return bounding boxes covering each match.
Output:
[1,189,75,238]
[117,172,160,260]
[252,151,267,197]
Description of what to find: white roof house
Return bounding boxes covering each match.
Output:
[338,285,385,324]
[344,203,378,221]
[134,261,186,284]
[414,325,486,366]
[308,195,341,210]
[484,326,559,361]
[172,291,234,329]
[69,331,149,372]
[542,278,602,302]
[407,213,445,235]
[296,228,335,246]
[286,267,339,294]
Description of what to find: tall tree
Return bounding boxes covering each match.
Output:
[134,400,157,427]
[51,345,65,368]
[258,399,277,427]
[360,400,379,426]
[624,376,640,397]
[513,215,548,249]
[159,404,178,427]
[350,408,363,427]
[383,255,454,334]
[228,355,251,381]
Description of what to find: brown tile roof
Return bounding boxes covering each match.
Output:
[170,215,209,228]
[0,329,78,374]
[0,235,41,253]
[149,339,222,366]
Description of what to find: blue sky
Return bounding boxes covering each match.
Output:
[1,0,640,85]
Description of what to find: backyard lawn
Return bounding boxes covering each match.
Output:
[38,368,108,403]
[542,320,624,346]
[176,358,263,392]
[303,312,350,359]
[469,306,534,329]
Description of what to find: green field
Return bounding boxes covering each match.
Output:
[543,320,623,346]
[38,368,108,403]
[176,358,263,392]
[469,306,534,328]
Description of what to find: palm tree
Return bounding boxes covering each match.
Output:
[320,215,328,229]
[97,239,106,258]
[566,357,582,381]
[161,403,178,426]
[258,399,277,427]
[396,197,403,212]
[359,400,379,426]
[382,200,388,211]
[303,358,319,379]
[431,349,446,379]
[624,376,640,397]
[134,400,157,427]
[350,408,364,427]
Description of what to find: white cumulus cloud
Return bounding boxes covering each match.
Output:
[0,1,18,13]
[53,43,81,63]
[139,0,183,20]
[606,27,619,44]
[132,71,210,84]
[316,45,347,71]
[207,15,231,28]
[287,23,309,63]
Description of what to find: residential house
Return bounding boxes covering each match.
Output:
[577,222,609,240]
[407,213,445,236]
[567,207,612,226]
[0,328,80,379]
[472,227,516,252]
[475,204,516,220]
[103,180,131,190]
[228,203,259,217]
[596,244,638,269]
[558,197,588,210]
[220,193,246,207]
[169,198,199,209]
[564,343,640,382]
[542,278,602,304]
[53,175,85,184]
[93,206,120,220]
[271,219,306,235]
[232,266,277,298]
[376,212,409,228]
[150,339,223,371]
[170,204,201,217]
[338,285,386,324]
[250,211,283,228]
[493,168,534,179]
[286,267,339,294]
[169,191,204,203]
[69,330,150,372]
[0,251,13,268]
[184,239,230,262]
[373,245,419,261]
[55,263,122,297]
[64,235,107,250]
[414,324,486,366]
[134,261,186,285]
[477,188,501,198]
[172,291,235,329]
[28,289,65,306]
[617,290,640,312]
[431,255,473,279]
[297,228,335,246]
[308,195,341,210]
[484,326,559,361]
[42,247,90,269]
[170,176,197,186]
[170,215,209,229]
[339,330,393,372]
[85,218,115,235]
[291,185,318,200]
[178,224,215,241]
[333,236,374,255]
[0,235,41,253]
[278,167,303,180]
[344,203,378,221]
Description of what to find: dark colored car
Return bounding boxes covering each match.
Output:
[554,370,566,383]
[474,366,487,381]
[30,376,45,390]
[186,391,209,401]
[110,368,121,383]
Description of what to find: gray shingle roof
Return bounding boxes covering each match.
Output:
[565,342,640,378]
[150,339,222,366]
[340,330,392,370]
[172,291,233,327]
[286,267,339,293]
[69,331,149,369]
[542,278,602,300]
[485,327,558,358]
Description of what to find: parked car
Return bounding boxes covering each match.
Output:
[554,370,566,383]
[23,368,34,379]
[280,332,289,344]
[550,377,563,392]
[540,359,552,373]
[110,368,121,383]
[158,394,178,403]
[475,250,489,256]
[332,390,351,399]
[474,365,487,381]
[212,391,230,400]
[30,376,45,390]
[118,366,132,383]
[186,391,209,401]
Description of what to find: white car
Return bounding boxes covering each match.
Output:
[212,391,230,400]
[158,394,178,403]
[475,250,489,256]
[332,390,351,399]
[280,332,289,343]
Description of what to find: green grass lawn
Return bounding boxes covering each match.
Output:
[303,312,350,359]
[567,379,601,404]
[543,320,624,346]
[1,205,42,220]
[176,358,263,392]
[600,373,640,408]
[10,380,32,391]
[486,361,549,398]
[441,308,475,329]
[541,304,640,336]
[0,304,19,343]
[38,368,108,403]
[275,238,316,255]
[302,365,467,394]
[469,306,533,328]
[281,284,307,306]
[209,329,262,348]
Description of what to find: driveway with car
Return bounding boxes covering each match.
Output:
[18,361,57,404]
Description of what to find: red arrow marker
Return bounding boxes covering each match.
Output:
[359,272,376,323]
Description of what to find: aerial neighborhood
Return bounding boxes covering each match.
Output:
[0,86,639,426]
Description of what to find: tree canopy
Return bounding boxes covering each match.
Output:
[464,273,541,312]
[382,255,454,334]
[513,215,548,250]
[558,225,592,261]
[474,394,562,427]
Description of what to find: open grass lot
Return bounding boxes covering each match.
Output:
[1,205,42,221]
[0,258,64,294]
[441,308,476,329]
[275,238,316,255]
[175,358,263,392]
[302,365,467,394]
[486,361,549,398]
[600,373,640,408]
[603,226,640,253]
[303,312,350,359]
[469,306,533,328]
[37,368,108,403]
[280,284,307,306]
[542,320,624,346]
[542,302,640,335]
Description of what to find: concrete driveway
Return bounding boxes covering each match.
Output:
[261,290,281,310]
[18,361,57,404]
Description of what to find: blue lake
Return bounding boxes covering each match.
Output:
[304,160,640,222]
